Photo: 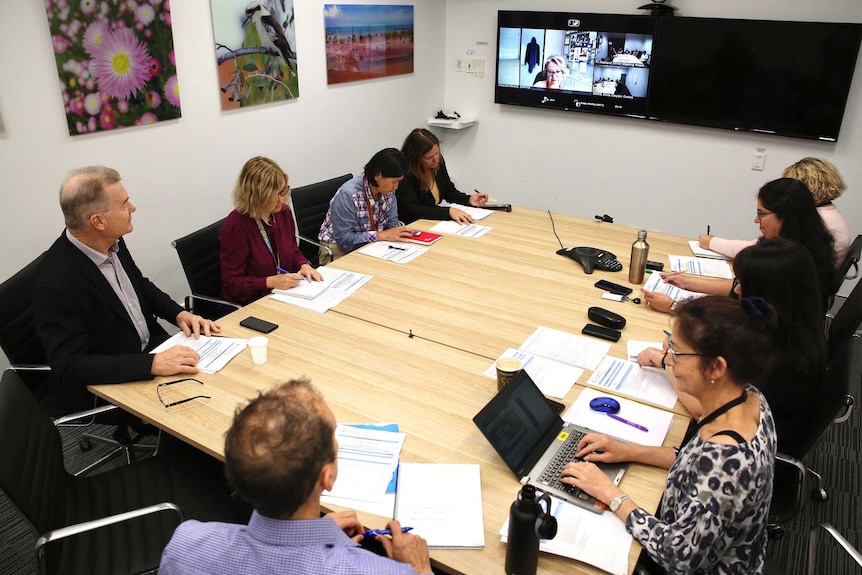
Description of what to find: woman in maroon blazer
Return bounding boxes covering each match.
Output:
[219,156,321,305]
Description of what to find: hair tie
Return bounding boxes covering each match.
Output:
[741,296,767,317]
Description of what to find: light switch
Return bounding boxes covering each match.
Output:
[752,148,766,171]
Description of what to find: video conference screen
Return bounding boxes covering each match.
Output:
[495,12,658,118]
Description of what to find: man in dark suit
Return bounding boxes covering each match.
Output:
[33,166,220,414]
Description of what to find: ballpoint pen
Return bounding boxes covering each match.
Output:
[606,412,649,432]
[363,526,414,538]
[707,225,711,235]
[663,269,688,278]
[276,266,288,274]
[388,245,406,251]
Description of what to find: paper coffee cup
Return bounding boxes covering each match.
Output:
[495,357,523,392]
[248,336,269,364]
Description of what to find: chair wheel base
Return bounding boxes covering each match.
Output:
[813,488,828,502]
[767,525,785,540]
[78,437,92,451]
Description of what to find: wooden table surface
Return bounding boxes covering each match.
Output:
[91,206,693,575]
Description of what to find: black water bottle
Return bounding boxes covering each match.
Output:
[505,484,557,575]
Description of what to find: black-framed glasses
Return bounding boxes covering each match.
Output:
[277,184,291,198]
[663,332,706,361]
[157,378,210,408]
[755,209,775,220]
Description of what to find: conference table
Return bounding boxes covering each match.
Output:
[91,206,695,575]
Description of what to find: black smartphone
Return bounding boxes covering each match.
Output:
[239,316,278,334]
[581,323,622,342]
[594,279,633,296]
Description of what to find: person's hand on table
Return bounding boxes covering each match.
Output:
[377,226,416,242]
[376,519,433,575]
[642,290,673,313]
[267,272,303,290]
[698,234,714,249]
[325,509,364,542]
[176,310,220,338]
[448,206,475,224]
[469,192,489,207]
[151,345,199,376]
[298,263,323,282]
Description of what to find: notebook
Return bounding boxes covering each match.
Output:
[473,370,627,513]
[403,231,442,245]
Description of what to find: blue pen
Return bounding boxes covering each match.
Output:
[606,412,649,432]
[363,526,413,538]
[276,266,288,274]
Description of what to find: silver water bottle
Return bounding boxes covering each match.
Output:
[628,229,649,284]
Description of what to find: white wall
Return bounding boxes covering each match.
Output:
[441,0,862,245]
[0,0,445,303]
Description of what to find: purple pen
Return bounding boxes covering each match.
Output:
[606,412,649,432]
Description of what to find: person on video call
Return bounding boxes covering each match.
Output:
[533,54,568,90]
[396,128,488,224]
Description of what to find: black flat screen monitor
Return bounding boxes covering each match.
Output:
[495,11,658,118]
[648,17,862,141]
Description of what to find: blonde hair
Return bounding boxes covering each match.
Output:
[544,54,568,75]
[782,157,845,205]
[234,156,288,220]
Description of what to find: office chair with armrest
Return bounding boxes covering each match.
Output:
[767,335,860,538]
[289,173,353,267]
[807,523,862,575]
[171,218,241,320]
[827,275,862,360]
[0,369,248,575]
[0,254,157,476]
[831,234,862,296]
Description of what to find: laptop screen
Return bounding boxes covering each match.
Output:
[473,370,561,474]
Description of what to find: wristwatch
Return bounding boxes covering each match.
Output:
[669,300,679,313]
[609,494,630,512]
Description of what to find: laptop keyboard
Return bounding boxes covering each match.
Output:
[537,429,598,504]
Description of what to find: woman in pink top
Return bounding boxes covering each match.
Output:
[700,157,850,264]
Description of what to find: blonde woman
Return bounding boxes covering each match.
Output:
[219,156,321,305]
[533,55,568,89]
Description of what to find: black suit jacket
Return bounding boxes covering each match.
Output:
[33,232,184,413]
[395,159,472,224]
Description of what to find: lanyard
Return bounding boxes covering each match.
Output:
[254,217,280,271]
[696,389,748,429]
[362,178,378,232]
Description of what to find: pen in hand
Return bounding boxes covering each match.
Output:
[363,526,413,538]
[276,267,288,274]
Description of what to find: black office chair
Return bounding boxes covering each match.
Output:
[171,218,241,320]
[830,234,862,296]
[826,276,862,360]
[289,173,353,267]
[0,253,155,476]
[767,335,860,538]
[0,369,248,575]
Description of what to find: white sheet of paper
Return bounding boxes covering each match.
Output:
[501,496,631,575]
[322,425,405,504]
[626,340,662,362]
[642,272,705,303]
[430,220,492,238]
[564,387,675,446]
[520,326,611,371]
[396,463,485,548]
[358,241,427,263]
[586,356,678,410]
[688,240,732,260]
[149,333,247,374]
[271,267,337,299]
[668,255,733,278]
[483,347,583,399]
[269,268,372,313]
[448,203,494,221]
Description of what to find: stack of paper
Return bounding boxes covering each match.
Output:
[586,356,678,410]
[483,347,583,399]
[688,240,732,260]
[430,220,492,238]
[322,424,405,517]
[270,267,372,313]
[668,255,733,278]
[150,333,246,374]
[447,203,495,221]
[396,463,485,548]
[357,241,427,263]
[519,326,611,371]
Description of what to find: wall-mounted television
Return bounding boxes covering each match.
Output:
[495,11,658,119]
[494,11,862,141]
[648,17,862,141]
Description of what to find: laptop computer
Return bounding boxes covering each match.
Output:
[473,370,627,513]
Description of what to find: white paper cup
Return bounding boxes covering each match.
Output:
[248,336,269,364]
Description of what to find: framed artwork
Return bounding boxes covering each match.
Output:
[213,0,298,109]
[324,5,414,85]
[44,1,181,135]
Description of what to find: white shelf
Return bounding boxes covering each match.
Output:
[427,118,476,130]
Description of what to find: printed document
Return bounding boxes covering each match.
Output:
[270,267,372,313]
[501,496,631,575]
[149,333,246,374]
[669,255,733,279]
[587,356,678,409]
[430,220,492,238]
[358,241,427,263]
[396,463,484,548]
[483,347,583,399]
[446,203,494,221]
[643,272,705,303]
[322,425,405,505]
[520,326,611,371]
[564,387,675,446]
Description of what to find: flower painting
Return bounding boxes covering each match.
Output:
[212,0,298,110]
[44,0,181,136]
[324,5,414,85]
